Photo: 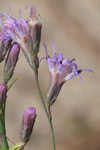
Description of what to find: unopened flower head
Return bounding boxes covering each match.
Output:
[0,38,12,63]
[21,106,37,143]
[0,83,7,108]
[0,7,42,69]
[44,43,92,105]
[28,7,42,54]
[3,42,20,83]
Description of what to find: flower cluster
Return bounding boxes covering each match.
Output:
[0,7,42,69]
[0,8,39,147]
[0,7,92,150]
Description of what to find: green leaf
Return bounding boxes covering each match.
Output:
[9,143,24,150]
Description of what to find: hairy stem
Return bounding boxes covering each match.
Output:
[34,70,56,150]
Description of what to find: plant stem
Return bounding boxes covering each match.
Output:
[34,70,56,150]
[0,104,9,150]
[8,78,18,90]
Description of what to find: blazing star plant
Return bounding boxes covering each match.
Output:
[0,6,92,150]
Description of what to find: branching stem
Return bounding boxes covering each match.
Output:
[34,70,56,150]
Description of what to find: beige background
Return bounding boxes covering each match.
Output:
[0,0,99,150]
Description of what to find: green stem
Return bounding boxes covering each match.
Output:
[34,70,56,150]
[8,78,18,90]
[0,104,9,150]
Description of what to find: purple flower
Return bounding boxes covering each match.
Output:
[3,43,20,83]
[21,106,37,143]
[44,43,92,105]
[0,83,7,108]
[0,7,42,68]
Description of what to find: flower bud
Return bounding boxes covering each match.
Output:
[25,7,42,70]
[21,106,36,143]
[0,83,7,108]
[29,20,42,56]
[27,21,41,70]
[0,39,12,63]
[3,43,20,83]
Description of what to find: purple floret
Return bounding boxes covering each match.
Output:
[44,43,92,84]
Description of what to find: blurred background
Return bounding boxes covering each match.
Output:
[0,0,99,149]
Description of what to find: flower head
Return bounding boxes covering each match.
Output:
[44,43,92,105]
[21,106,37,143]
[0,7,42,69]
